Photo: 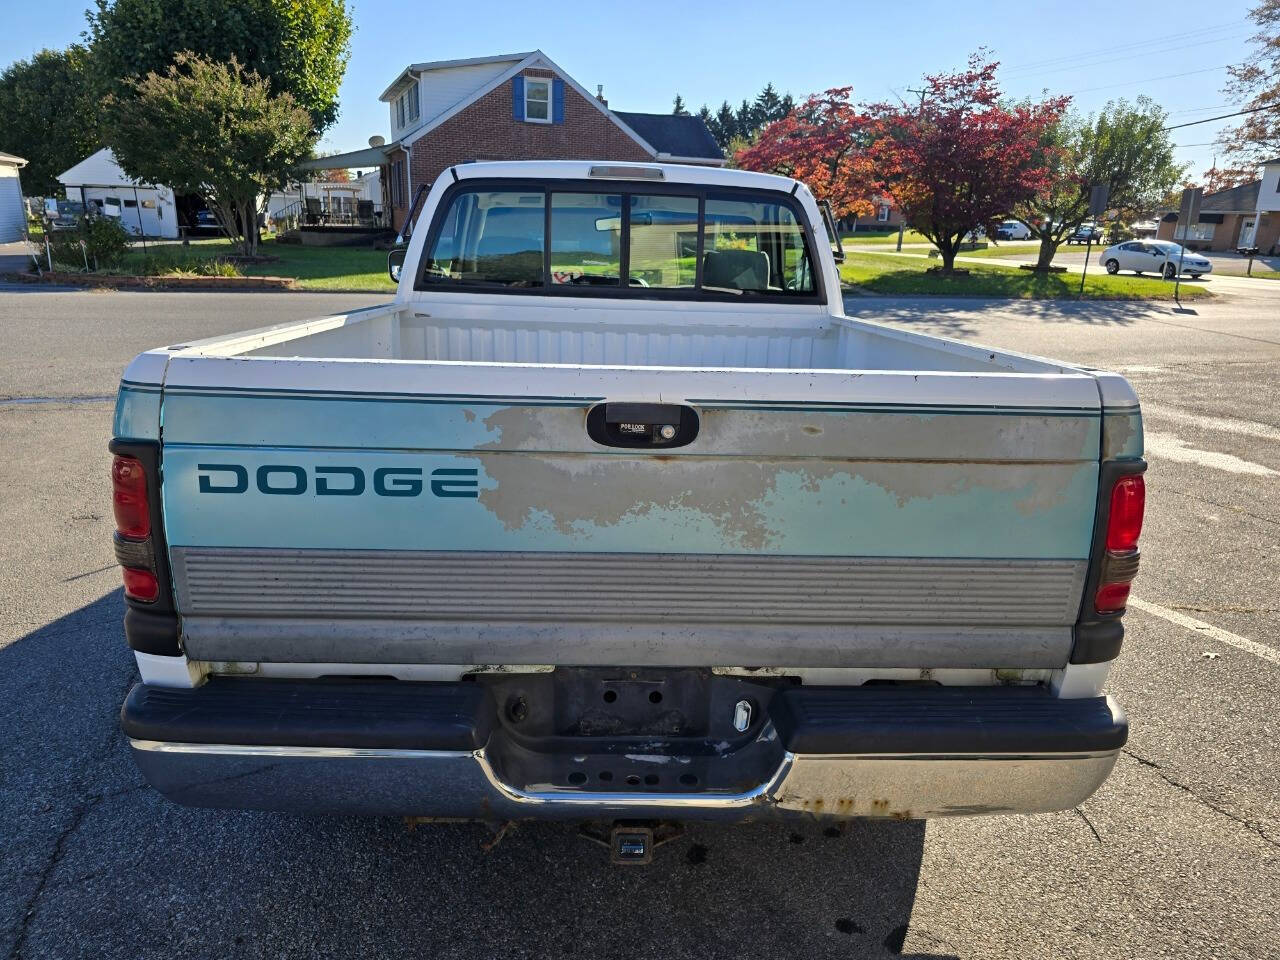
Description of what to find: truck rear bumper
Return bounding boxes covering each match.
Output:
[122,677,1126,821]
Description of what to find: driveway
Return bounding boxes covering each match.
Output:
[2,288,1278,959]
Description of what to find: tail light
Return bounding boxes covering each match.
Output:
[112,455,151,538]
[1095,474,1145,614]
[112,454,158,603]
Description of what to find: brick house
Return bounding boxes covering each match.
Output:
[840,196,903,233]
[320,51,724,233]
[1156,158,1280,254]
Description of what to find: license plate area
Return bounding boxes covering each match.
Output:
[479,668,788,794]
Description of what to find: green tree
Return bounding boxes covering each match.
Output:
[754,83,783,124]
[1012,98,1184,271]
[87,0,352,131]
[0,47,101,195]
[106,54,315,255]
[672,93,688,115]
[713,100,737,149]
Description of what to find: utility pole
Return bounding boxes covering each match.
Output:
[905,87,928,115]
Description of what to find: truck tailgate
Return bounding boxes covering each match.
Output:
[157,358,1102,668]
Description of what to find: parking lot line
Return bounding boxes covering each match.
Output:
[1130,597,1280,666]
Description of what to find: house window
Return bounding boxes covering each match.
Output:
[391,160,405,208]
[877,204,890,222]
[407,84,419,123]
[396,94,406,128]
[524,78,551,123]
[1174,222,1215,242]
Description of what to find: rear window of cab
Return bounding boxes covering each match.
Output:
[416,181,822,302]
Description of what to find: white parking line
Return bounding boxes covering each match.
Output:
[1144,432,1279,477]
[1130,598,1280,666]
[1143,404,1280,443]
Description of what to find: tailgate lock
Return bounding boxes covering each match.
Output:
[587,402,699,449]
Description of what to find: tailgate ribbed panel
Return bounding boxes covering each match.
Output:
[171,549,1086,626]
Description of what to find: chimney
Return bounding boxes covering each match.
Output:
[596,84,608,107]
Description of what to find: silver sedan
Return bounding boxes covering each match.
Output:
[1100,241,1213,279]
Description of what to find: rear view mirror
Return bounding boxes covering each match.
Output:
[387,247,406,284]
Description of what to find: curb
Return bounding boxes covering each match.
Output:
[0,271,297,291]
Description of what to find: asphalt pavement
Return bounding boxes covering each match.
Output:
[1,284,1278,959]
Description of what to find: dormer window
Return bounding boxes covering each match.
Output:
[524,79,551,123]
[394,83,420,130]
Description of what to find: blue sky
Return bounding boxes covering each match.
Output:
[1,0,1260,178]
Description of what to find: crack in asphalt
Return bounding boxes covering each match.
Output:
[7,671,138,960]
[1160,487,1280,527]
[1123,749,1280,851]
[1074,806,1103,845]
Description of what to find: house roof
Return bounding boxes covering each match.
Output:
[378,52,532,103]
[1199,179,1260,215]
[57,147,162,189]
[611,112,724,163]
[0,151,27,167]
[392,51,655,158]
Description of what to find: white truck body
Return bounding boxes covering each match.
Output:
[112,162,1143,829]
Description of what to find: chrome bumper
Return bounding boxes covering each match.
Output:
[128,739,1120,821]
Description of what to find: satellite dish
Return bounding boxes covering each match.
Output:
[368,135,386,148]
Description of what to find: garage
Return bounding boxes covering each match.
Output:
[57,148,179,239]
[0,152,28,243]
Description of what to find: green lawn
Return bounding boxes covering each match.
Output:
[946,242,1045,259]
[838,251,1211,300]
[110,237,396,292]
[841,228,931,245]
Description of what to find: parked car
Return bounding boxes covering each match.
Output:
[112,161,1140,857]
[42,198,86,232]
[995,220,1032,240]
[1101,240,1213,279]
[190,209,220,234]
[1067,224,1105,245]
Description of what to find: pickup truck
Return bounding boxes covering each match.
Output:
[112,161,1143,851]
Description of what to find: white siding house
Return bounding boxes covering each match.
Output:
[381,54,525,143]
[57,148,179,239]
[0,152,28,243]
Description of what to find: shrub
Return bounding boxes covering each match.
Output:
[47,215,133,270]
[132,252,243,278]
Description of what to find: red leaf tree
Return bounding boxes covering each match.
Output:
[734,87,877,219]
[866,56,1069,272]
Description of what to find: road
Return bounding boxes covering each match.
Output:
[2,286,1278,959]
[846,242,1280,299]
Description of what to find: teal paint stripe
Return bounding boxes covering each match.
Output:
[119,380,162,394]
[166,392,589,408]
[163,384,601,404]
[159,441,1094,464]
[159,387,1096,417]
[698,403,1097,417]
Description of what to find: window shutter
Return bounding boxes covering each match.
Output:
[552,78,565,124]
[512,76,525,121]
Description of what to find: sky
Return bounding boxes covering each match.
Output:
[1,0,1262,179]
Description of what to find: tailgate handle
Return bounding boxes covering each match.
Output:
[587,402,699,449]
